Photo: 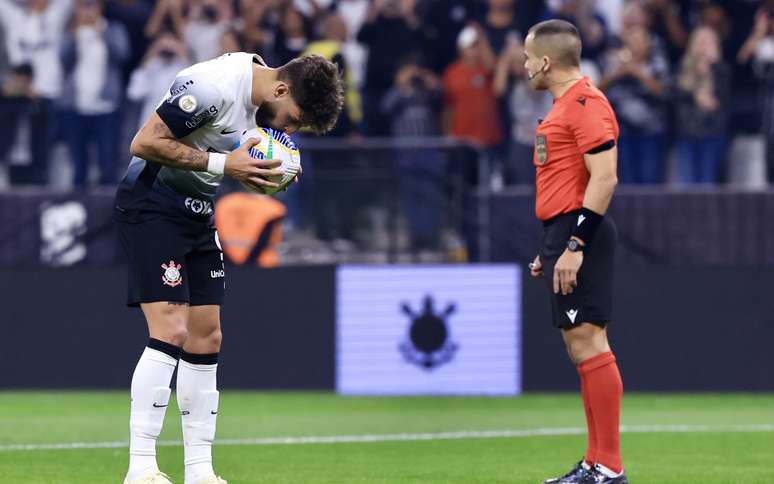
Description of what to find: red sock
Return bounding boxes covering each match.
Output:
[578,366,597,465]
[577,351,623,473]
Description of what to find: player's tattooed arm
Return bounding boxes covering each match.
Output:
[129,113,209,171]
[130,113,282,187]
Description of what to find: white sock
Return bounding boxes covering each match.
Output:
[177,355,219,483]
[596,463,623,477]
[127,346,178,480]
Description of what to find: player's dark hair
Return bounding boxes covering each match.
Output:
[528,19,582,67]
[278,54,344,135]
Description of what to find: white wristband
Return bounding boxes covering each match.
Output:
[207,152,226,175]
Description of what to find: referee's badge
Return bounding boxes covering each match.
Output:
[536,134,548,165]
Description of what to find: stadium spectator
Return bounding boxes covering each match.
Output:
[0,64,51,184]
[0,0,74,184]
[103,0,154,81]
[422,0,484,74]
[144,0,185,40]
[181,0,234,63]
[126,33,189,128]
[272,7,311,69]
[494,35,552,185]
[145,0,232,63]
[382,56,445,251]
[675,26,730,184]
[618,0,669,65]
[357,0,426,135]
[600,25,669,184]
[443,25,501,148]
[332,0,368,104]
[738,5,774,183]
[240,0,280,57]
[60,0,130,187]
[481,0,523,56]
[541,0,609,62]
[219,29,243,56]
[304,13,358,135]
[644,0,689,65]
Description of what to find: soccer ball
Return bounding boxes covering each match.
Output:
[238,127,301,195]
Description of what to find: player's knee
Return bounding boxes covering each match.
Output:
[206,328,222,351]
[156,305,189,345]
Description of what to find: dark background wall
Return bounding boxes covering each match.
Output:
[1,265,771,392]
[0,266,335,390]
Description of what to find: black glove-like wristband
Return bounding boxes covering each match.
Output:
[571,207,603,247]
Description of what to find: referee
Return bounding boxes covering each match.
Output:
[524,20,627,484]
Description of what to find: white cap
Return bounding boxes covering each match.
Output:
[457,26,478,49]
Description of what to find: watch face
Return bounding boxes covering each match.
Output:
[568,240,579,251]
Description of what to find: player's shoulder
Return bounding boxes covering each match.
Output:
[180,52,255,85]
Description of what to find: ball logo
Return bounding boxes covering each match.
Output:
[161,260,183,287]
[179,95,197,113]
[399,295,459,370]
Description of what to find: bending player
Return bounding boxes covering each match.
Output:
[115,52,343,484]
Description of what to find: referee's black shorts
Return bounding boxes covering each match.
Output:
[539,210,617,329]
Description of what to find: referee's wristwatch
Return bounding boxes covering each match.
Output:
[567,238,585,253]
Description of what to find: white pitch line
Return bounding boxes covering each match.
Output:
[2,424,773,452]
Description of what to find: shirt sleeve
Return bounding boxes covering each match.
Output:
[155,72,224,139]
[567,96,617,154]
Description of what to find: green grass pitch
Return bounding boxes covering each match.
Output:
[1,392,772,483]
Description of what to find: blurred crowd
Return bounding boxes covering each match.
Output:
[1,0,774,189]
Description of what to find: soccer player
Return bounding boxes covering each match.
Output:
[115,52,343,484]
[523,21,628,484]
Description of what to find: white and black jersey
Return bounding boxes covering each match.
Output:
[116,52,266,221]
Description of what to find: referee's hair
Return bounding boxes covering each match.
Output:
[528,19,582,68]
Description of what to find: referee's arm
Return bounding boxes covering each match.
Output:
[578,143,618,224]
[553,143,618,295]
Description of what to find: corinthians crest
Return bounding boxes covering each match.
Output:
[399,295,458,370]
[161,260,183,287]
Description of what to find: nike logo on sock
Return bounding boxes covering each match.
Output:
[211,411,218,415]
[181,410,190,415]
[152,403,168,408]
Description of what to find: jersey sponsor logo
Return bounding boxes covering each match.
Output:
[184,105,219,129]
[536,134,548,165]
[565,309,578,324]
[178,94,198,113]
[210,269,225,278]
[167,79,194,102]
[161,260,183,287]
[184,197,213,215]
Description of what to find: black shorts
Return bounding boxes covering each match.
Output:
[539,211,617,329]
[115,210,225,307]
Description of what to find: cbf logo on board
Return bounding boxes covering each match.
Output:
[399,295,458,370]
